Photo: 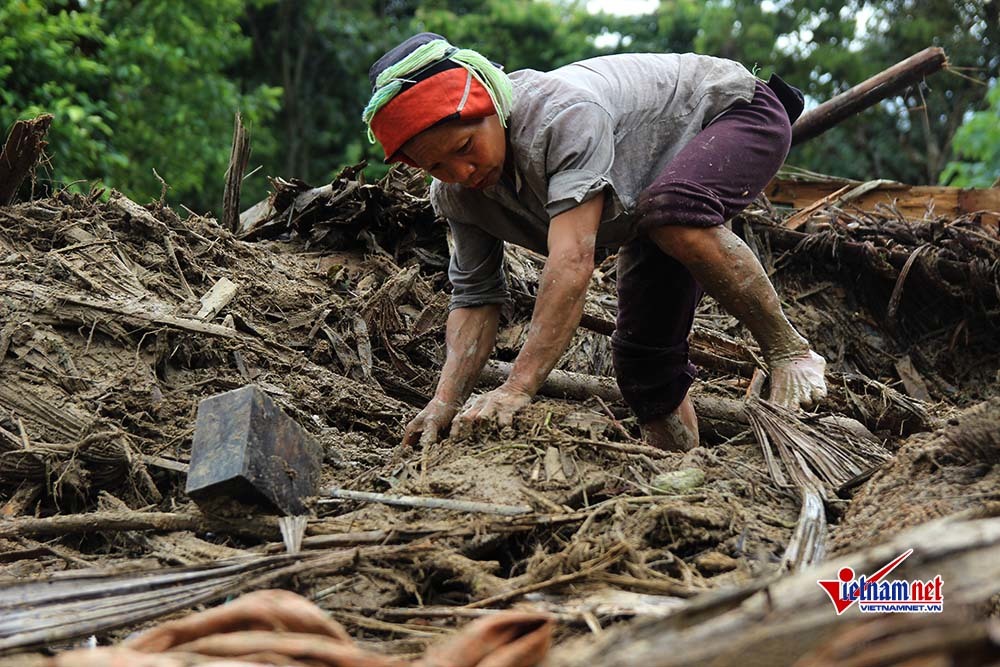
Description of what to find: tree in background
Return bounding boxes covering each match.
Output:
[614,0,999,186]
[798,0,999,185]
[94,0,281,211]
[237,0,614,188]
[0,0,280,211]
[941,80,1000,187]
[0,1,117,190]
[414,0,611,72]
[3,0,997,211]
[240,0,414,184]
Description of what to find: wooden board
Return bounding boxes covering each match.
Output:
[766,178,1000,230]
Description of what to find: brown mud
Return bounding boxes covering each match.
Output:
[0,167,997,662]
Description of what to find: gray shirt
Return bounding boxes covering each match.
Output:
[430,53,758,310]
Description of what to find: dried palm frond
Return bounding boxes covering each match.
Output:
[744,397,892,571]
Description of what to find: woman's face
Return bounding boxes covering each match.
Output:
[402,115,506,190]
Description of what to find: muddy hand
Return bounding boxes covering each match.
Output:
[453,385,532,438]
[402,398,460,448]
[767,349,828,409]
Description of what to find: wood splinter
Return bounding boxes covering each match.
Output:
[322,487,534,516]
[0,114,53,205]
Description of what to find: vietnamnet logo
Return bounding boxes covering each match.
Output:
[817,549,943,614]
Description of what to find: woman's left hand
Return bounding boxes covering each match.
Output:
[453,384,533,437]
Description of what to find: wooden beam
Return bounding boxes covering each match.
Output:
[766,177,1000,229]
[792,47,948,145]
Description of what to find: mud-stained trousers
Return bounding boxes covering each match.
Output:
[612,79,799,422]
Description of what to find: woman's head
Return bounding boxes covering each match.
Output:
[402,115,506,189]
[363,33,512,182]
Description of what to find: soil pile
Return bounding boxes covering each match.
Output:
[0,166,998,664]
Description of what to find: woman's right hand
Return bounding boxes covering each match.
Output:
[401,397,460,448]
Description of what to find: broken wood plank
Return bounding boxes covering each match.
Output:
[781,184,853,230]
[139,454,190,474]
[0,511,280,542]
[766,177,1000,225]
[0,114,53,205]
[222,112,251,233]
[321,487,534,516]
[4,280,247,339]
[792,47,948,145]
[195,277,239,321]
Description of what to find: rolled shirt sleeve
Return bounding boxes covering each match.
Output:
[541,102,616,218]
[446,219,508,311]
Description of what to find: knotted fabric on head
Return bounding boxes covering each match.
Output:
[363,33,514,165]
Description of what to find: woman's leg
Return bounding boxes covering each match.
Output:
[636,81,827,408]
[612,237,701,450]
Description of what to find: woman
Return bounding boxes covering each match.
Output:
[363,33,827,450]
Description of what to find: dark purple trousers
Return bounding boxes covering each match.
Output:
[612,80,792,422]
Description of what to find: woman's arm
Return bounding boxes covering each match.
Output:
[454,192,603,429]
[402,303,501,447]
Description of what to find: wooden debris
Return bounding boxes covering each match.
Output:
[195,277,238,321]
[0,482,41,518]
[322,487,534,516]
[754,224,1000,310]
[278,515,308,554]
[766,175,1000,223]
[894,355,932,401]
[792,47,948,145]
[780,184,852,230]
[0,543,427,654]
[4,280,249,340]
[547,514,1000,667]
[222,111,251,233]
[2,142,998,664]
[744,397,890,571]
[0,114,52,205]
[482,360,621,403]
[0,510,280,542]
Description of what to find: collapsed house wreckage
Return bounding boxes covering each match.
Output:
[1,154,998,665]
[1,48,1000,666]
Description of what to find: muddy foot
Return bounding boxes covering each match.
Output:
[641,399,699,451]
[767,349,828,409]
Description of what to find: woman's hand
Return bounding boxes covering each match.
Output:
[452,384,533,437]
[402,398,461,448]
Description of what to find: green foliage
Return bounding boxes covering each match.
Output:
[239,0,414,186]
[0,0,280,211]
[0,1,116,187]
[941,81,1000,187]
[414,0,609,72]
[4,0,998,210]
[95,0,282,210]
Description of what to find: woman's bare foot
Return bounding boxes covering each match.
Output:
[641,395,699,451]
[767,349,827,409]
